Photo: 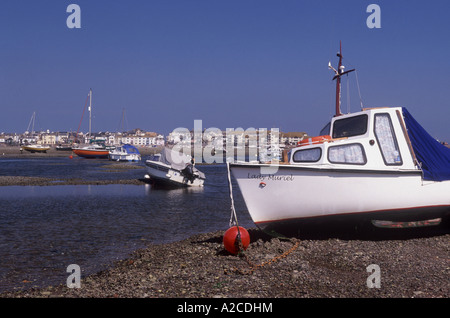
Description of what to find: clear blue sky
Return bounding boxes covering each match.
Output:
[1,0,449,141]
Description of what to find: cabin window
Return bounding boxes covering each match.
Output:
[374,113,402,165]
[328,143,367,165]
[293,147,322,162]
[332,114,368,139]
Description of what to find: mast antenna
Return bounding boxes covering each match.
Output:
[328,41,355,116]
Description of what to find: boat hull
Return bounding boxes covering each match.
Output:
[109,154,141,162]
[145,161,205,187]
[22,146,50,153]
[230,163,450,233]
[72,148,109,159]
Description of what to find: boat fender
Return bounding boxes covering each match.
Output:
[223,226,250,255]
[298,135,331,146]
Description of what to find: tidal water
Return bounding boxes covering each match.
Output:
[0,157,253,293]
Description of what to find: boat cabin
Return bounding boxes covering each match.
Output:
[288,107,418,171]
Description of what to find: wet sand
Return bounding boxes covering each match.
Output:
[0,145,155,186]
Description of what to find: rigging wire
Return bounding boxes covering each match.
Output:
[346,75,351,114]
[355,69,364,110]
[76,93,90,139]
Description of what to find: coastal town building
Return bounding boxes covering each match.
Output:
[0,129,165,147]
[166,129,308,148]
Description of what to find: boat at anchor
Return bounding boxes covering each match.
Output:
[109,144,141,162]
[22,145,50,153]
[72,142,110,159]
[230,43,450,235]
[72,89,111,159]
[144,147,205,187]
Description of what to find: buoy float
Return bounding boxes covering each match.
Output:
[69,155,73,159]
[223,226,250,255]
[297,135,331,146]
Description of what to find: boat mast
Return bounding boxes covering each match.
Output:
[26,111,36,135]
[88,88,92,140]
[329,42,355,116]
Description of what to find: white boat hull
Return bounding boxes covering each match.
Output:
[109,153,141,162]
[230,163,450,232]
[145,161,205,187]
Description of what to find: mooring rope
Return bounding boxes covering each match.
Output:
[227,239,301,275]
[225,162,301,275]
[226,162,239,228]
[226,161,243,252]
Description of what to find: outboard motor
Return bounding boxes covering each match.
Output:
[181,159,197,184]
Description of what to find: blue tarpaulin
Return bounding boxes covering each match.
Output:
[402,108,450,181]
[122,144,140,154]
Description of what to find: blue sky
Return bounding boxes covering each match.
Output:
[0,0,449,141]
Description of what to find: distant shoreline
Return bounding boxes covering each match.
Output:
[0,145,153,186]
[0,145,162,158]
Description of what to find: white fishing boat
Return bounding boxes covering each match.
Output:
[144,147,205,187]
[109,144,141,162]
[230,44,450,235]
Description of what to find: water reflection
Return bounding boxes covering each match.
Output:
[0,163,253,293]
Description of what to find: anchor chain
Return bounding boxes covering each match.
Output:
[231,239,301,275]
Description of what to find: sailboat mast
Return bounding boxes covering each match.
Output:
[27,111,36,135]
[88,88,92,139]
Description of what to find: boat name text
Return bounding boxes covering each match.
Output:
[247,173,294,182]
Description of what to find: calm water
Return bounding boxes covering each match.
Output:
[0,157,253,293]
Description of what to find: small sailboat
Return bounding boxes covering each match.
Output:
[22,112,49,153]
[109,144,141,162]
[144,147,205,187]
[56,143,73,151]
[72,89,110,159]
[72,141,110,159]
[229,43,450,235]
[22,144,50,153]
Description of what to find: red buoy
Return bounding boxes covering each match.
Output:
[223,226,250,255]
[69,155,73,159]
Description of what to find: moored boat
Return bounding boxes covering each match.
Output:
[229,43,450,235]
[109,144,141,162]
[56,144,73,151]
[144,147,205,187]
[22,145,50,153]
[72,143,110,159]
[72,89,112,159]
